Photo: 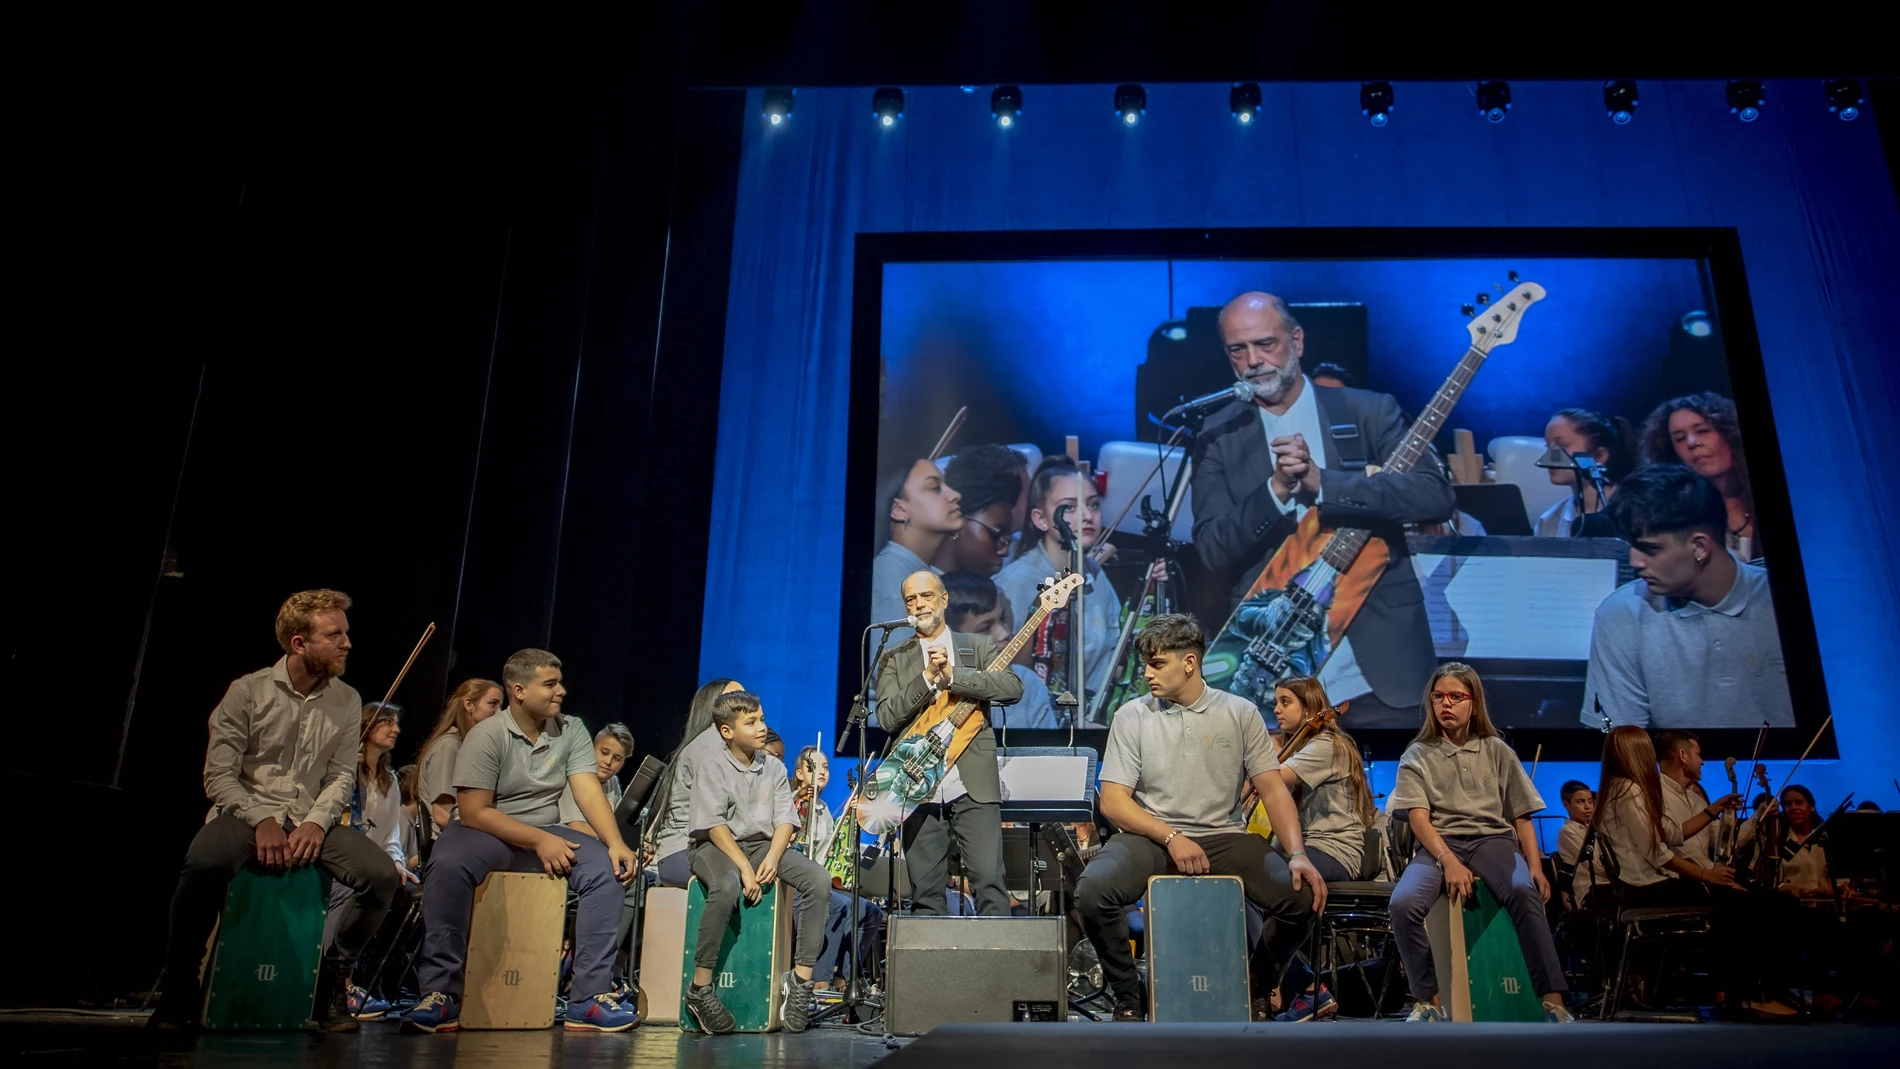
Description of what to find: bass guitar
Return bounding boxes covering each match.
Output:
[859,572,1084,834]
[1202,279,1547,706]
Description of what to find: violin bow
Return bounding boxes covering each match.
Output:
[1775,713,1833,798]
[375,622,436,711]
[926,406,969,462]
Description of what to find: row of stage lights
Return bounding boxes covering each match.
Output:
[759,79,1868,129]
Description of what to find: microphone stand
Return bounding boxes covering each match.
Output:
[812,624,898,1026]
[1051,507,1083,728]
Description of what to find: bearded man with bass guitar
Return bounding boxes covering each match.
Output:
[874,571,1024,916]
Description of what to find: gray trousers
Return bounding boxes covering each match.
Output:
[161,814,400,1011]
[1390,834,1568,1000]
[688,840,830,971]
[1075,831,1317,1000]
[900,796,1010,916]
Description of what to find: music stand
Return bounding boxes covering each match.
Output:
[1819,812,1900,897]
[1452,484,1533,536]
[614,755,666,846]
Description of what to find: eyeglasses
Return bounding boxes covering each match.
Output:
[1430,692,1473,705]
[966,515,1010,545]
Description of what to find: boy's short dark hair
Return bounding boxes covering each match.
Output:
[502,648,563,689]
[942,570,1000,629]
[1653,729,1698,763]
[712,691,762,732]
[1560,780,1591,803]
[596,722,634,755]
[1134,613,1206,659]
[1606,463,1726,542]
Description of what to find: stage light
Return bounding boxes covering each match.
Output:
[1476,81,1511,123]
[1361,81,1394,127]
[1726,80,1765,122]
[1681,311,1713,338]
[992,85,1022,128]
[873,87,905,128]
[762,87,794,127]
[1230,83,1261,125]
[1604,80,1638,124]
[1115,84,1146,126]
[1824,79,1864,122]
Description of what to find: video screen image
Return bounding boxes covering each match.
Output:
[866,254,1798,739]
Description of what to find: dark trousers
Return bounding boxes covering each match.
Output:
[813,888,884,982]
[1075,831,1318,1001]
[1390,834,1567,1001]
[1280,845,1352,994]
[656,848,691,889]
[900,796,1009,916]
[1619,878,1800,1000]
[688,840,830,971]
[416,820,622,1001]
[161,814,400,1010]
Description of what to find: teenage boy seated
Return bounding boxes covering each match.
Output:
[560,722,634,838]
[681,691,831,1036]
[402,650,639,1034]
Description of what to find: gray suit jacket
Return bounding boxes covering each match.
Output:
[873,631,1024,805]
[1190,384,1456,707]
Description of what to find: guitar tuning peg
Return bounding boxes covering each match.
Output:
[1461,303,1475,317]
[1475,292,1490,306]
[1507,270,1520,283]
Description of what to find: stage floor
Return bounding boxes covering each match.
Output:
[0,1011,905,1068]
[6,1012,1895,1069]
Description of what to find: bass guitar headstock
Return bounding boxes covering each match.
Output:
[1036,572,1086,613]
[1464,273,1546,352]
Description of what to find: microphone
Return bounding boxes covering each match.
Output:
[1163,380,1255,419]
[870,615,919,631]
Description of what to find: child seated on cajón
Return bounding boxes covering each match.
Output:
[1387,662,1573,1023]
[682,691,831,1035]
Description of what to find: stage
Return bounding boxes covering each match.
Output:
[6,1012,1894,1069]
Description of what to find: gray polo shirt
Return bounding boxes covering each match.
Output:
[653,726,730,860]
[453,711,596,828]
[1282,734,1366,876]
[558,771,623,827]
[1101,684,1276,837]
[1581,557,1793,729]
[1390,735,1544,838]
[417,729,464,825]
[689,745,799,843]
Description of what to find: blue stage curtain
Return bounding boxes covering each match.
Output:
[703,82,1900,814]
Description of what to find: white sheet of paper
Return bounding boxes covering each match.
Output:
[996,754,1089,801]
[1410,552,1618,660]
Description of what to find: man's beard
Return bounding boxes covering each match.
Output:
[1246,355,1301,404]
[914,609,941,634]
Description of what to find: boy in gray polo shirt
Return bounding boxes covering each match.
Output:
[1075,614,1326,1021]
[404,650,640,1035]
[681,691,831,1035]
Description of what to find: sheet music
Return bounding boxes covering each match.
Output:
[1408,552,1617,660]
[997,754,1089,801]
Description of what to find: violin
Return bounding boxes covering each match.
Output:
[1712,756,1741,864]
[1750,763,1778,886]
[1245,701,1345,841]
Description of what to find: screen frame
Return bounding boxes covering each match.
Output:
[841,227,1831,763]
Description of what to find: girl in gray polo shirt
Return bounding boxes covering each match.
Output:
[1386,663,1572,1023]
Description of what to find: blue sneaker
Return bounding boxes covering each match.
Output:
[565,992,640,1032]
[400,991,459,1034]
[1545,1003,1577,1023]
[1275,985,1336,1022]
[348,985,391,1020]
[1405,1002,1448,1023]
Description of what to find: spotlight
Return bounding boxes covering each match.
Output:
[1604,80,1638,124]
[1476,81,1511,123]
[1230,83,1261,125]
[1115,84,1146,126]
[1723,80,1765,122]
[761,87,794,127]
[991,85,1022,128]
[1361,81,1394,126]
[872,87,905,128]
[1680,311,1713,338]
[1824,79,1864,122]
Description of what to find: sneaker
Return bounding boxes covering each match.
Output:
[685,983,736,1035]
[400,991,460,1034]
[348,985,391,1020]
[1544,1003,1576,1023]
[1276,986,1337,1022]
[1405,1002,1448,1023]
[565,992,640,1033]
[1111,987,1146,1022]
[780,972,816,1033]
[309,966,360,1033]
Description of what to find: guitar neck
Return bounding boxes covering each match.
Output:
[1311,343,1489,575]
[945,602,1053,728]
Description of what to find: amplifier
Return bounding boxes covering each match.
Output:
[884,916,1067,1035]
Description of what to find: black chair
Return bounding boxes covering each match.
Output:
[1595,841,1714,1021]
[1300,826,1402,1019]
